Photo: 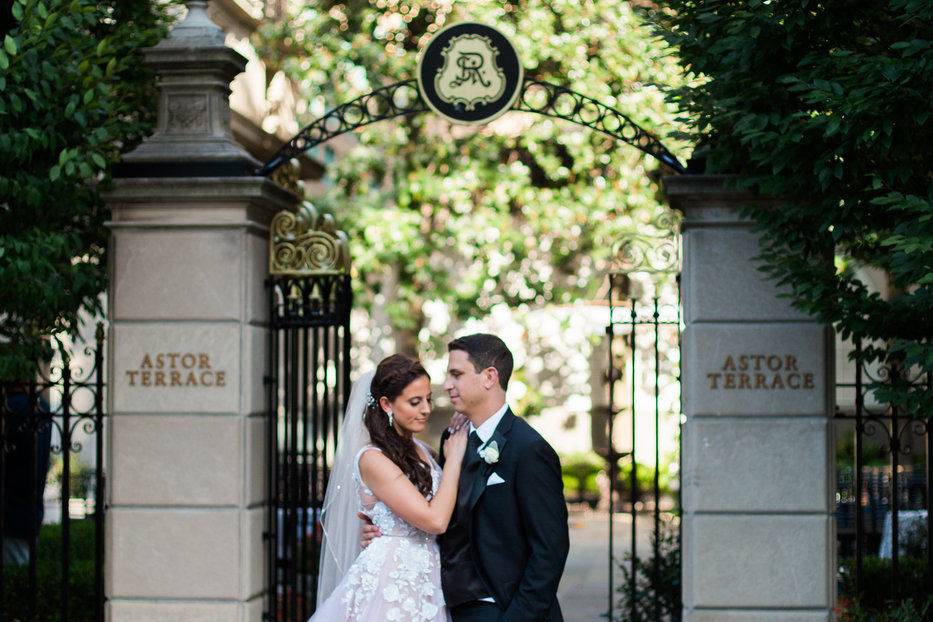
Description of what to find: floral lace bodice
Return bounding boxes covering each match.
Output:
[352,441,441,539]
[326,441,447,621]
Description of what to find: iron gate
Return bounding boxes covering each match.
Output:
[0,325,106,622]
[265,208,352,622]
[604,229,682,622]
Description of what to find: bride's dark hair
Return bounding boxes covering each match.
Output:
[364,354,434,497]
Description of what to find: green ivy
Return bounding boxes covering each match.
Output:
[654,0,933,416]
[0,0,175,379]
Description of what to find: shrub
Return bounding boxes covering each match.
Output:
[0,0,176,379]
[839,555,931,613]
[837,596,931,622]
[2,519,99,622]
[561,452,604,498]
[617,519,681,622]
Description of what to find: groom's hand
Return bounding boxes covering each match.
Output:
[358,512,381,549]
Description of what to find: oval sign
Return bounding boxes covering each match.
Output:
[417,22,524,125]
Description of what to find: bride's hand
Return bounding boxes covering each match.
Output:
[447,411,468,433]
[442,424,469,463]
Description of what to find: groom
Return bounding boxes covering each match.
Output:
[364,333,569,622]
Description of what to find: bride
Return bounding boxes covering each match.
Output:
[311,353,468,622]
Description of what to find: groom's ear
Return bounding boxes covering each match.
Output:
[483,366,500,390]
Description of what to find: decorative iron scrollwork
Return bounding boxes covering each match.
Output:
[513,79,685,173]
[609,230,681,275]
[259,80,427,176]
[258,78,687,176]
[269,205,350,276]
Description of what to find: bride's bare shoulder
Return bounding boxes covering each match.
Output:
[358,447,398,475]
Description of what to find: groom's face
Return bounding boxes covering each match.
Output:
[444,350,485,415]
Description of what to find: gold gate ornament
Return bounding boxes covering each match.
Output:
[269,206,350,276]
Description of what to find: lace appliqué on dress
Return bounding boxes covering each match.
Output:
[338,443,445,621]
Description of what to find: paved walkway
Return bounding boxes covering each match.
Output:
[558,510,655,622]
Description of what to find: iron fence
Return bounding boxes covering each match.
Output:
[834,337,932,610]
[0,325,106,622]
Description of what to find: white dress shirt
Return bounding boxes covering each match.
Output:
[469,402,509,446]
[466,401,509,603]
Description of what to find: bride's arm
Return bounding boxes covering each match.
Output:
[358,429,468,535]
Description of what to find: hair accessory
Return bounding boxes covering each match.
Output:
[366,393,376,407]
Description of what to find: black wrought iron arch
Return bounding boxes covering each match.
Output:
[258,78,686,176]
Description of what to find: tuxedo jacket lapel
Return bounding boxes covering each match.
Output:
[466,409,515,515]
[456,446,479,519]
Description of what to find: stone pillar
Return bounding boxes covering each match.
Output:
[104,3,297,620]
[665,175,835,621]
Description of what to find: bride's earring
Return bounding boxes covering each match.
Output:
[386,409,394,427]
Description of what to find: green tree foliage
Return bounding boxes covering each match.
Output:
[654,1,933,416]
[0,0,174,379]
[255,1,688,354]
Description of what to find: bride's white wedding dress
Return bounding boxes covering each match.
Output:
[309,440,450,622]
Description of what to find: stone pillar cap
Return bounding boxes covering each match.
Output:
[143,0,246,79]
[115,0,259,178]
[153,1,225,48]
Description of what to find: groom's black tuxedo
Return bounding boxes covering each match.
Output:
[438,409,569,622]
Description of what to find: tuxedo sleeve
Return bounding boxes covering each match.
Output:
[502,439,569,622]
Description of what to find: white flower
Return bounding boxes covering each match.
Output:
[383,584,400,602]
[421,602,439,619]
[387,607,402,621]
[479,440,500,464]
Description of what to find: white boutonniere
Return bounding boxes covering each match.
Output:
[479,440,500,465]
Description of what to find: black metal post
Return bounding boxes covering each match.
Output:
[300,324,310,621]
[629,301,637,622]
[890,365,900,600]
[281,320,292,622]
[94,324,106,622]
[310,324,320,609]
[289,325,300,620]
[0,385,6,622]
[27,380,39,619]
[342,278,352,427]
[606,320,615,622]
[61,355,72,622]
[652,296,661,622]
[676,275,684,573]
[264,280,275,621]
[321,324,332,498]
[926,376,932,596]
[854,338,864,593]
[926,405,932,597]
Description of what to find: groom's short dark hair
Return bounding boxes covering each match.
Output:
[448,333,513,390]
